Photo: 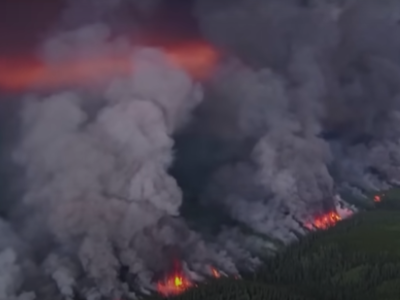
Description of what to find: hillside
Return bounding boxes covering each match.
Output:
[147,190,400,300]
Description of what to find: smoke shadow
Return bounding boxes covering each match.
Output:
[169,102,256,235]
[0,96,23,219]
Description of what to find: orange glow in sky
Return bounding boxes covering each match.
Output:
[0,40,220,92]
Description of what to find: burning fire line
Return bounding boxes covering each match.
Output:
[0,40,220,93]
[304,211,342,230]
[157,210,353,296]
[156,262,221,297]
[305,192,387,230]
[156,272,193,297]
[157,193,385,297]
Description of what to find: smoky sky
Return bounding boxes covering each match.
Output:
[0,0,199,214]
[0,0,62,55]
[0,0,199,55]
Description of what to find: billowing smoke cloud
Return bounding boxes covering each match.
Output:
[196,49,333,242]
[0,220,35,300]
[186,0,400,226]
[1,0,400,298]
[9,26,244,298]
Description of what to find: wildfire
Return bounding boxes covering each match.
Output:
[305,211,342,230]
[156,271,193,297]
[0,40,220,93]
[156,263,221,297]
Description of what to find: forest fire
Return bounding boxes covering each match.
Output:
[0,40,220,93]
[305,211,342,230]
[156,261,221,297]
[156,271,193,297]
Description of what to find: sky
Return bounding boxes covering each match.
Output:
[0,0,63,55]
[0,0,198,56]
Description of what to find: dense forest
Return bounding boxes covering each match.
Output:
[147,189,400,300]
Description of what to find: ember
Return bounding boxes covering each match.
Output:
[373,194,383,203]
[305,211,342,230]
[0,40,220,93]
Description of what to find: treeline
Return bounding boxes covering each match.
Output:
[253,239,400,299]
[151,278,312,300]
[252,207,400,300]
[145,193,400,300]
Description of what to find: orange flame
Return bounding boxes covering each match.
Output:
[156,260,192,297]
[156,272,193,297]
[210,267,221,278]
[156,263,222,297]
[0,40,220,93]
[305,211,342,230]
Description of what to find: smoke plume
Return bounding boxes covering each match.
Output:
[191,0,400,212]
[1,0,400,298]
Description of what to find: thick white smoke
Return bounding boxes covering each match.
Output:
[5,26,242,299]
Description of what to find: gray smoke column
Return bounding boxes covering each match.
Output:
[175,0,400,233]
[0,220,36,300]
[198,48,333,242]
[10,24,241,299]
